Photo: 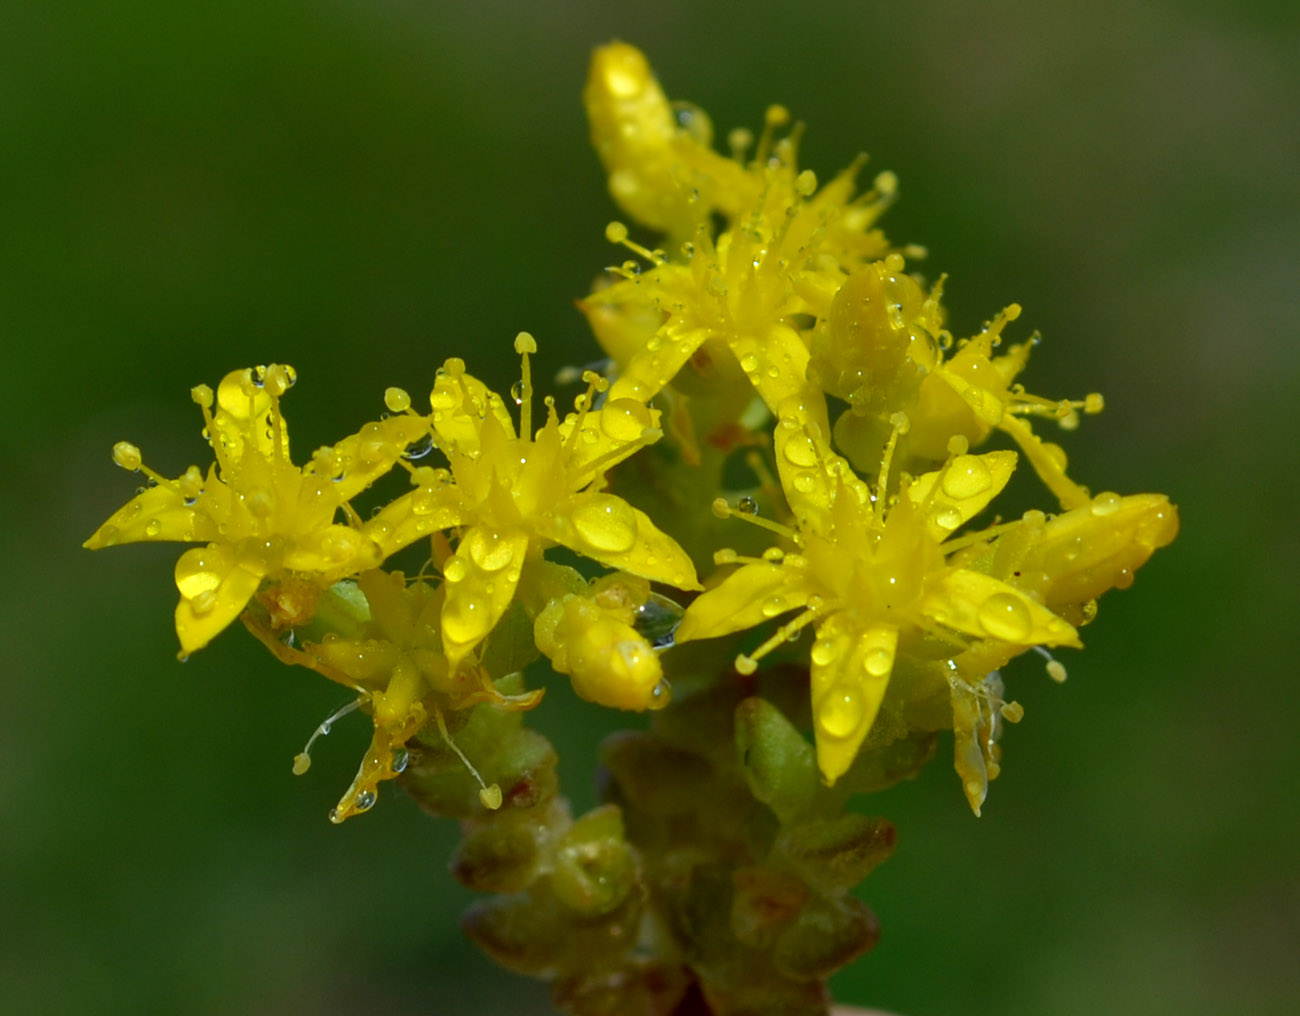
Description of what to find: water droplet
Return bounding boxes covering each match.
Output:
[783,433,819,468]
[739,353,760,374]
[175,549,223,599]
[402,431,435,460]
[570,495,638,554]
[811,638,839,667]
[792,473,816,493]
[736,496,758,515]
[144,518,163,537]
[599,398,652,442]
[509,380,525,405]
[977,593,1033,642]
[390,746,409,774]
[1090,491,1121,517]
[818,685,864,738]
[634,594,684,649]
[442,593,491,643]
[648,679,673,710]
[466,529,514,572]
[443,558,467,583]
[941,455,992,499]
[328,808,341,824]
[354,789,376,813]
[933,506,962,531]
[761,596,786,618]
[863,647,893,677]
[479,784,503,810]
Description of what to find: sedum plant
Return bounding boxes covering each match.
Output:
[85,42,1177,1016]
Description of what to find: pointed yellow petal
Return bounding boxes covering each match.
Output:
[606,322,708,404]
[360,483,465,561]
[429,369,515,456]
[84,485,213,548]
[730,324,828,433]
[674,562,806,643]
[1020,493,1179,608]
[539,492,701,591]
[172,544,266,654]
[923,568,1080,647]
[810,615,897,785]
[440,526,530,673]
[907,450,1018,543]
[327,414,433,502]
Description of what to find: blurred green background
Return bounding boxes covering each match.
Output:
[3,1,1297,1013]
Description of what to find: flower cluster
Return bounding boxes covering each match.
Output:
[87,42,1175,829]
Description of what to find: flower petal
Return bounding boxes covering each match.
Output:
[440,526,530,673]
[810,615,898,785]
[906,450,1018,543]
[83,485,212,548]
[326,414,433,502]
[360,483,465,561]
[922,568,1080,648]
[173,543,266,654]
[1019,492,1180,608]
[674,562,807,643]
[539,492,700,591]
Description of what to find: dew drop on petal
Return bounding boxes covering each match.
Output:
[933,506,963,531]
[354,789,377,813]
[442,593,491,643]
[1090,491,1121,517]
[818,685,864,738]
[863,647,893,677]
[145,519,163,537]
[811,638,839,666]
[792,473,816,493]
[466,529,514,572]
[390,746,409,773]
[442,558,467,583]
[570,495,638,554]
[782,433,819,468]
[941,455,992,499]
[977,592,1033,642]
[599,398,652,442]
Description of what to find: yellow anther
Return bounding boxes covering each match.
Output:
[384,387,412,413]
[112,441,142,472]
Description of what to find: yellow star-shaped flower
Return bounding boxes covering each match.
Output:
[676,404,1079,785]
[84,365,431,655]
[364,335,701,674]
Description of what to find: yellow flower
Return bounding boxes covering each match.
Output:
[248,568,542,822]
[581,43,907,445]
[821,259,1105,508]
[676,405,1079,785]
[364,335,700,674]
[84,365,431,655]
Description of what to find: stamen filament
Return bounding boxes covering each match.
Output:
[292,696,366,775]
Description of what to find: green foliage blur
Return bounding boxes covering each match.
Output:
[4,1,1297,1013]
